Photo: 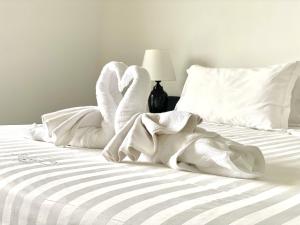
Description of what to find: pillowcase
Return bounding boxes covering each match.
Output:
[176,62,300,130]
[289,78,300,126]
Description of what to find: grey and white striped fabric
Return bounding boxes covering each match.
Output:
[1,124,300,225]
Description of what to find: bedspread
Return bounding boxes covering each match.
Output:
[1,124,300,225]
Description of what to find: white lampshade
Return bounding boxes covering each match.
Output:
[142,49,176,81]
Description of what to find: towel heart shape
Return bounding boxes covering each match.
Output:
[34,61,150,149]
[96,62,151,132]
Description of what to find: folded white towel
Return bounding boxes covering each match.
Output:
[29,62,151,148]
[103,111,265,179]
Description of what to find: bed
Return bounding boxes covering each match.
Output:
[1,123,300,225]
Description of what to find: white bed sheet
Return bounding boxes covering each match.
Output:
[0,124,300,225]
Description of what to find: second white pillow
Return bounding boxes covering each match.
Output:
[176,62,300,130]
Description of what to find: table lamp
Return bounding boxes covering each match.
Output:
[142,49,176,113]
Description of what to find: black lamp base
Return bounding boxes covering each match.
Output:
[148,81,168,113]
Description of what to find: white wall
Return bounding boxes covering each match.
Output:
[0,0,128,124]
[1,0,300,124]
[117,0,300,96]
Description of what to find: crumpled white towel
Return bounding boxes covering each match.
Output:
[103,111,265,179]
[29,62,151,149]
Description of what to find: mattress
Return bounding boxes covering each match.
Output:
[1,124,300,225]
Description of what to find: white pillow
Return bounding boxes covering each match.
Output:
[289,78,300,126]
[176,62,300,130]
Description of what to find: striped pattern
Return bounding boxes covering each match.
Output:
[1,124,300,225]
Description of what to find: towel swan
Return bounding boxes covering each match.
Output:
[96,61,127,132]
[30,62,151,149]
[115,66,151,132]
[97,62,151,133]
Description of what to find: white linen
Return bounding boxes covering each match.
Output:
[176,62,300,130]
[103,111,265,179]
[1,124,300,225]
[30,62,151,149]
